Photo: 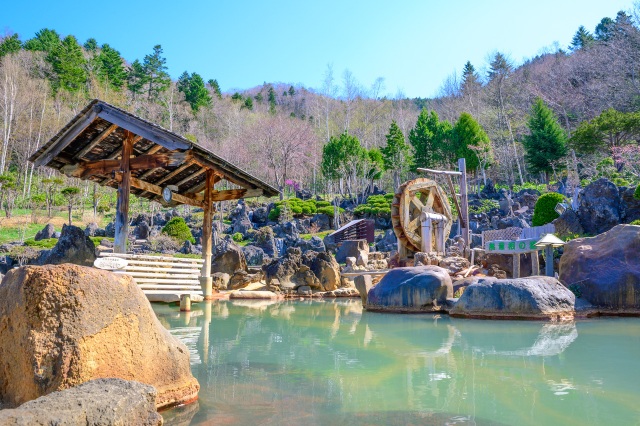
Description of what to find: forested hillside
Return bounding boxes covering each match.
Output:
[1,9,639,219]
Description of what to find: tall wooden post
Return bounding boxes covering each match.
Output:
[200,170,215,299]
[114,131,133,254]
[458,158,470,258]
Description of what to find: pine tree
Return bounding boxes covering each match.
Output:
[461,61,480,93]
[143,45,170,100]
[380,120,411,188]
[523,98,567,178]
[83,38,98,52]
[243,97,254,110]
[207,79,222,99]
[177,71,211,112]
[487,52,512,82]
[409,109,452,170]
[23,28,60,52]
[47,35,87,93]
[451,112,492,172]
[0,34,22,58]
[95,44,126,90]
[288,86,295,96]
[595,17,614,41]
[268,86,276,114]
[127,59,147,99]
[570,26,595,51]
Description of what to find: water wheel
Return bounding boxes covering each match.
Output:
[391,178,453,254]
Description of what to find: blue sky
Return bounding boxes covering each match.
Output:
[1,0,634,98]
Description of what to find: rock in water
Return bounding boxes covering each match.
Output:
[559,224,640,313]
[449,276,575,320]
[0,379,163,425]
[366,266,452,313]
[0,264,199,408]
[36,224,96,266]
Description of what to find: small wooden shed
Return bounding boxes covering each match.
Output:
[29,99,278,296]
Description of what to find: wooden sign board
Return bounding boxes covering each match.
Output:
[485,238,539,254]
[94,256,128,270]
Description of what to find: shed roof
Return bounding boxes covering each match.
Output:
[29,99,279,206]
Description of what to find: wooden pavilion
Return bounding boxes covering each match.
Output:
[29,99,278,297]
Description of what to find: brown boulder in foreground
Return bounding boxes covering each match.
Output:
[0,264,199,409]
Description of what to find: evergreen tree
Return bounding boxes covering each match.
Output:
[487,52,512,82]
[461,61,480,94]
[570,26,595,51]
[83,38,98,52]
[143,45,170,100]
[207,79,222,99]
[569,108,640,153]
[95,44,126,90]
[268,86,276,114]
[409,109,452,170]
[380,120,411,188]
[288,85,295,96]
[451,112,492,172]
[254,92,263,103]
[522,98,567,178]
[23,28,60,52]
[47,35,87,93]
[595,17,614,41]
[243,97,254,110]
[0,34,22,58]
[127,59,147,99]
[177,72,211,112]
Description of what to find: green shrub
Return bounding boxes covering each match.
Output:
[634,185,640,200]
[89,236,113,246]
[469,199,499,215]
[317,206,344,217]
[161,217,195,243]
[316,200,331,208]
[268,198,318,221]
[232,232,244,242]
[630,219,640,225]
[354,194,391,217]
[24,238,57,249]
[532,192,565,226]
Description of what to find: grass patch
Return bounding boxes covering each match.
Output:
[173,253,202,259]
[24,238,57,249]
[90,236,114,246]
[0,223,51,245]
[300,230,332,241]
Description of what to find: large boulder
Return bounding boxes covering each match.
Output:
[335,239,369,263]
[211,238,247,275]
[84,222,104,237]
[366,266,453,313]
[0,264,199,408]
[302,251,340,291]
[559,224,640,313]
[0,379,162,425]
[449,276,575,320]
[242,245,266,266]
[135,220,151,240]
[36,224,96,266]
[577,178,623,235]
[34,223,55,241]
[621,186,640,223]
[553,208,584,238]
[254,226,278,257]
[251,206,269,225]
[482,252,535,278]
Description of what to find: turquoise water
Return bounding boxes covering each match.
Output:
[155,300,640,426]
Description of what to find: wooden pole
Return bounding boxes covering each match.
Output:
[114,131,133,254]
[458,158,470,257]
[545,245,554,277]
[200,170,215,299]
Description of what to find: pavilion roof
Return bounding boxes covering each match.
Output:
[29,99,279,207]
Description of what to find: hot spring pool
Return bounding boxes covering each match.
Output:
[155,299,640,425]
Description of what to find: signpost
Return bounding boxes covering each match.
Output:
[94,256,128,271]
[484,238,540,278]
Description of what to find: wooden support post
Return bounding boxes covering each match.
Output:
[531,251,540,276]
[545,245,554,277]
[200,170,215,300]
[114,131,133,253]
[458,158,470,258]
[512,254,521,278]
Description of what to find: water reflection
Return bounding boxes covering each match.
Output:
[153,301,640,426]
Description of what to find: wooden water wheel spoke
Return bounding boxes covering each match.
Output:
[390,178,453,255]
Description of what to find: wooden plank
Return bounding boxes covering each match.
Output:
[74,123,118,159]
[191,152,259,191]
[98,104,191,151]
[124,278,202,284]
[141,290,203,295]
[458,158,470,254]
[116,272,200,279]
[173,167,206,188]
[105,135,143,160]
[138,284,202,289]
[117,266,201,274]
[64,152,191,178]
[153,160,197,186]
[112,173,205,208]
[417,167,462,176]
[201,170,214,279]
[33,104,101,167]
[445,175,465,228]
[100,252,204,263]
[194,188,264,202]
[114,131,133,253]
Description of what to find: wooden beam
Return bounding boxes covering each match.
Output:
[105,135,143,160]
[113,173,205,208]
[137,145,173,179]
[114,131,134,253]
[445,175,465,228]
[33,104,102,167]
[185,174,222,195]
[153,160,197,186]
[172,167,206,188]
[62,152,191,178]
[417,167,462,176]
[98,104,191,151]
[74,124,118,159]
[191,153,258,191]
[194,188,263,201]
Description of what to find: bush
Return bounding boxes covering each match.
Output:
[316,200,331,208]
[630,219,640,225]
[24,238,57,249]
[354,194,391,217]
[317,206,344,217]
[232,232,244,242]
[634,185,640,200]
[161,217,195,243]
[149,234,181,253]
[532,192,565,226]
[89,236,114,246]
[469,199,499,215]
[269,198,318,221]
